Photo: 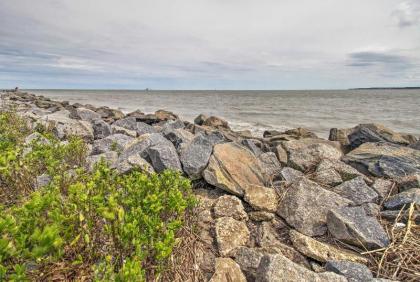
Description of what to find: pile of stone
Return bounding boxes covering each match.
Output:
[3,91,420,282]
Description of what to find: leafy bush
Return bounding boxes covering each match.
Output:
[0,111,195,281]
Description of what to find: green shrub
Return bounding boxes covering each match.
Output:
[0,111,195,281]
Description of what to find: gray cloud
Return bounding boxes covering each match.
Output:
[0,0,419,89]
[347,52,411,68]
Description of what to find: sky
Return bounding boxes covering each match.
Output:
[0,0,420,90]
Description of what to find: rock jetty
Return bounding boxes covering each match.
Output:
[2,90,419,281]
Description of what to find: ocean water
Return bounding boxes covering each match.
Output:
[28,89,420,138]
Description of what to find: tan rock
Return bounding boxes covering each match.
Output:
[214,195,248,221]
[209,258,246,282]
[203,142,267,196]
[289,230,367,264]
[244,186,279,212]
[281,138,342,171]
[215,217,250,256]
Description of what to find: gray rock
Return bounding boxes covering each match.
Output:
[280,167,304,183]
[70,107,101,121]
[113,117,157,136]
[161,119,185,133]
[396,174,420,192]
[92,134,134,155]
[313,158,363,186]
[233,247,266,281]
[384,188,420,210]
[194,113,208,125]
[331,176,378,205]
[325,260,373,282]
[180,134,214,179]
[258,152,282,182]
[327,206,390,249]
[119,133,171,160]
[281,138,342,171]
[241,139,263,156]
[362,203,381,217]
[86,151,119,171]
[24,132,50,145]
[116,155,155,175]
[343,142,420,178]
[347,123,413,149]
[409,140,420,150]
[36,174,51,189]
[277,177,352,236]
[147,143,182,172]
[42,110,94,142]
[136,121,157,136]
[113,117,138,131]
[111,125,137,137]
[213,195,248,221]
[372,179,396,202]
[164,128,194,151]
[256,254,347,282]
[92,119,111,139]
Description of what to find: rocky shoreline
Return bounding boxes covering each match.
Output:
[2,90,420,281]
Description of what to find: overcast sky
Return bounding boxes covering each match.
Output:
[1,0,419,89]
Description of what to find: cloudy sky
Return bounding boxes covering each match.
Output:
[1,0,420,89]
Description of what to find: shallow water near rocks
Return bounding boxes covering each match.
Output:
[28,89,420,138]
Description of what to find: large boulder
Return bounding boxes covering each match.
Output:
[147,143,182,172]
[343,142,420,178]
[330,123,416,150]
[113,117,157,136]
[289,230,367,264]
[180,134,216,180]
[215,217,250,256]
[70,107,101,121]
[203,143,267,196]
[163,128,194,150]
[330,176,378,205]
[347,124,415,149]
[256,254,347,282]
[92,119,111,139]
[327,206,390,249]
[277,177,352,236]
[280,138,342,171]
[119,133,171,160]
[209,258,246,282]
[92,134,134,155]
[42,110,94,142]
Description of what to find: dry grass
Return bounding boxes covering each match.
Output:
[159,208,207,282]
[364,203,420,281]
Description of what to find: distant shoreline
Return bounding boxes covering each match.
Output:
[350,87,420,90]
